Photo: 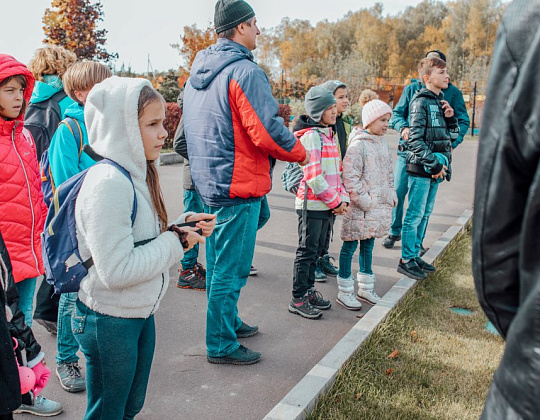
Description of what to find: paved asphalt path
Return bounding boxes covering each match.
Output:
[26,132,477,419]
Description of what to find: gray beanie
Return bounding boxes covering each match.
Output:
[321,80,347,94]
[304,86,337,123]
[214,0,255,34]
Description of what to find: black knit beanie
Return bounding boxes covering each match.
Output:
[214,0,255,34]
[425,50,447,63]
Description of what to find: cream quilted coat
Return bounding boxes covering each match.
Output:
[341,128,396,241]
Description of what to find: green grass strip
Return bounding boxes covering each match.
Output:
[307,231,504,420]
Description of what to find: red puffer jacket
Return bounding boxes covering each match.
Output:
[0,54,47,282]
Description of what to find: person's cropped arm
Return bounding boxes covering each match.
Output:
[450,89,470,149]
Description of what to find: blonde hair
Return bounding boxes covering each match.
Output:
[418,57,446,82]
[63,61,112,104]
[28,45,77,81]
[359,89,379,107]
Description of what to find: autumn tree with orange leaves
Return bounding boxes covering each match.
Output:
[43,0,118,63]
[172,24,216,74]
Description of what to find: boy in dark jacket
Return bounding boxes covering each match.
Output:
[383,50,470,252]
[397,57,459,280]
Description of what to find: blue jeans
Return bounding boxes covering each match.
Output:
[402,176,439,261]
[56,292,79,365]
[389,155,409,237]
[338,238,375,278]
[73,300,155,420]
[258,195,270,230]
[181,189,204,270]
[15,277,36,328]
[203,200,261,357]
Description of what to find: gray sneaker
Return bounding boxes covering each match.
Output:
[56,362,86,393]
[13,394,63,416]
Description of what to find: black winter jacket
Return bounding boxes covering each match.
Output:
[1,231,22,414]
[472,1,540,419]
[405,88,459,180]
[1,229,41,363]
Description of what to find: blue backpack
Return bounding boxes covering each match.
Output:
[40,117,84,208]
[41,159,137,294]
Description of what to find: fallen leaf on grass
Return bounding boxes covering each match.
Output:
[385,368,394,375]
[387,349,399,359]
[410,331,418,342]
[354,393,363,401]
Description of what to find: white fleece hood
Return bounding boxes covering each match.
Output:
[85,76,152,182]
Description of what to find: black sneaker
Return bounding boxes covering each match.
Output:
[207,345,261,365]
[319,255,339,276]
[236,322,259,338]
[420,244,428,257]
[289,295,322,319]
[56,362,86,393]
[307,288,332,310]
[176,263,206,290]
[416,257,436,272]
[397,259,427,280]
[34,318,57,335]
[383,234,401,249]
[249,265,258,276]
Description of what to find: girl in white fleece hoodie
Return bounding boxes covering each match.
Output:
[72,77,215,420]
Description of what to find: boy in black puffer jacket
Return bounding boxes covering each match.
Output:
[397,57,459,281]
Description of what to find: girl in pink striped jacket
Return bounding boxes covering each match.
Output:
[289,86,349,320]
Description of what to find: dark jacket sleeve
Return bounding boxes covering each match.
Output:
[472,13,540,338]
[407,99,442,174]
[390,83,418,133]
[449,88,470,148]
[173,90,188,160]
[0,231,41,362]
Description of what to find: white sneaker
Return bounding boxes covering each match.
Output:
[336,291,362,310]
[13,394,63,416]
[357,288,381,305]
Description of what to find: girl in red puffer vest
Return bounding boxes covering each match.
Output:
[0,54,47,328]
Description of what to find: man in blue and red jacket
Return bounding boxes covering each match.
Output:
[183,0,308,366]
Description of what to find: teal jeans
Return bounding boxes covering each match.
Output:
[73,300,155,420]
[180,189,204,270]
[402,176,439,261]
[15,277,36,328]
[338,238,375,278]
[203,200,261,357]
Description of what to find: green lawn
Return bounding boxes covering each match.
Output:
[307,231,504,420]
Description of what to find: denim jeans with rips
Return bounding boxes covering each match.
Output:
[203,200,261,357]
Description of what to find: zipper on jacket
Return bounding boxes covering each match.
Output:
[150,273,165,316]
[11,123,40,274]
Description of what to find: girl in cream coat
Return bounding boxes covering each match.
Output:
[73,76,215,420]
[337,99,396,311]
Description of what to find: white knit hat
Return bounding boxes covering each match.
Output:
[362,99,392,129]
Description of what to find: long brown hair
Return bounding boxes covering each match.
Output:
[138,85,168,232]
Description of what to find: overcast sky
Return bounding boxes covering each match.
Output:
[1,0,428,73]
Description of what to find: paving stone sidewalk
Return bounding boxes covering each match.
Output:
[26,133,477,420]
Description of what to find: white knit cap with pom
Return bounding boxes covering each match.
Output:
[362,99,393,129]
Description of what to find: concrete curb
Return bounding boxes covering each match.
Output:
[159,152,184,165]
[264,209,474,420]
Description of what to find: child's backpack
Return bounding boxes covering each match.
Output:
[40,117,83,208]
[41,159,137,294]
[281,130,326,195]
[24,90,67,161]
